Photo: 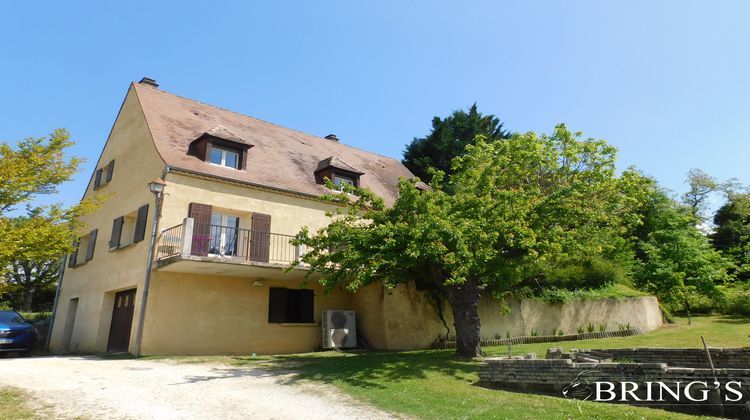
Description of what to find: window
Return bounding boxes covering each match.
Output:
[209,145,240,169]
[332,174,355,189]
[208,213,239,256]
[68,228,98,268]
[109,204,148,251]
[93,160,115,190]
[268,288,314,323]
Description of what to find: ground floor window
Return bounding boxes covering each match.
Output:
[268,287,314,323]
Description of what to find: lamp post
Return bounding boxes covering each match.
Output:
[133,177,166,357]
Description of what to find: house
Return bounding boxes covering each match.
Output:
[48,79,663,356]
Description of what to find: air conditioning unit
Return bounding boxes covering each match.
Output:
[321,310,357,349]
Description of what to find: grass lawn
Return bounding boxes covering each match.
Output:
[153,315,748,419]
[0,387,40,420]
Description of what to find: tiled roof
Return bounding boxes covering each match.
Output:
[133,82,415,204]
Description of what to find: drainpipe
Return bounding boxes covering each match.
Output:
[45,254,68,352]
[133,167,170,357]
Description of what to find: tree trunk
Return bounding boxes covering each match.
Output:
[447,279,482,358]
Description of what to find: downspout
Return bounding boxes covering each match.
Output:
[45,254,67,352]
[132,166,170,357]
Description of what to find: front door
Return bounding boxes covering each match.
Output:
[107,289,136,353]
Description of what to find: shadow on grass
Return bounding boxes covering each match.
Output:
[246,350,478,390]
[712,315,750,325]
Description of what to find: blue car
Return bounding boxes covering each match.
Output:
[0,311,38,356]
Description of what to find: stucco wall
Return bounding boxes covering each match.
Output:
[49,85,165,353]
[353,284,663,350]
[142,271,353,355]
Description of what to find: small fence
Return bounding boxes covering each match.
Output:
[156,224,184,260]
[432,327,643,349]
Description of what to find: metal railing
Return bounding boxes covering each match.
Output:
[157,222,302,265]
[156,224,184,260]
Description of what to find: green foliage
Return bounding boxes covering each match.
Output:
[530,283,646,304]
[598,323,607,333]
[629,180,731,307]
[576,326,584,334]
[530,329,538,337]
[0,130,99,278]
[587,322,594,333]
[712,193,750,281]
[539,257,628,291]
[716,283,750,316]
[295,124,636,356]
[1,259,60,311]
[402,104,510,183]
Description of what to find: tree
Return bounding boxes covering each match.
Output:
[711,193,750,281]
[402,104,510,183]
[632,184,731,323]
[0,129,96,301]
[1,258,60,311]
[295,125,632,357]
[681,169,719,222]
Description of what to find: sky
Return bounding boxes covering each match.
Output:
[1,1,748,215]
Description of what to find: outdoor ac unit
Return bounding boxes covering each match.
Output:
[321,310,357,349]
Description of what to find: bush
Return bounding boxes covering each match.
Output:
[544,257,629,290]
[717,284,750,316]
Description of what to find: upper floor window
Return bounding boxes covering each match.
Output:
[93,160,115,190]
[209,145,240,169]
[187,127,253,171]
[332,174,355,189]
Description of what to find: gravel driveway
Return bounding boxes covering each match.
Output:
[0,356,398,419]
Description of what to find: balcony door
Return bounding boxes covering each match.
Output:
[209,213,239,256]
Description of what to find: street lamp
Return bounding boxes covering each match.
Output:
[133,177,167,357]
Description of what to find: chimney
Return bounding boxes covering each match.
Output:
[139,77,159,88]
[324,134,339,142]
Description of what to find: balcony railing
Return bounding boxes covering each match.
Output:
[156,218,303,266]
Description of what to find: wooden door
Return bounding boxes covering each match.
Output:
[189,203,212,256]
[107,289,136,353]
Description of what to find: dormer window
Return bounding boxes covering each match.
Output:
[209,145,240,169]
[332,174,355,189]
[314,156,363,190]
[188,126,252,171]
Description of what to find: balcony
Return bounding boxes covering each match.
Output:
[155,218,309,279]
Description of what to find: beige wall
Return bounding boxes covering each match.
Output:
[141,271,352,355]
[353,283,664,350]
[49,85,166,353]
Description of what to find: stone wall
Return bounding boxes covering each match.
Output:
[480,349,750,417]
[588,347,750,369]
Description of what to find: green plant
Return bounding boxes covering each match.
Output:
[530,329,539,337]
[576,326,584,334]
[550,328,558,336]
[494,333,502,340]
[557,330,564,336]
[506,331,511,339]
[599,323,607,333]
[587,322,595,333]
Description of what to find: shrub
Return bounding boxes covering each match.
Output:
[576,326,584,334]
[551,328,558,336]
[717,284,750,316]
[599,323,607,332]
[558,329,564,336]
[530,329,539,337]
[587,322,595,333]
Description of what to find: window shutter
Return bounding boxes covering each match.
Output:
[188,203,213,256]
[133,204,149,243]
[109,216,124,250]
[105,160,115,183]
[94,169,103,190]
[268,287,288,323]
[250,213,271,262]
[68,241,80,268]
[85,229,98,261]
[298,289,315,323]
[204,142,213,162]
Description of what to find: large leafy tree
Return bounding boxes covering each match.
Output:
[0,129,96,306]
[631,183,731,322]
[402,104,510,183]
[711,193,750,281]
[1,258,60,311]
[296,125,633,357]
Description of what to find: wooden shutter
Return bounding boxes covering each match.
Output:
[68,241,80,268]
[188,203,212,256]
[85,229,98,261]
[105,160,115,183]
[133,204,149,243]
[93,169,103,190]
[109,216,124,250]
[268,287,288,323]
[250,213,271,262]
[297,289,315,323]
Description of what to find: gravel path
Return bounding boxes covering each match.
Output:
[0,356,399,419]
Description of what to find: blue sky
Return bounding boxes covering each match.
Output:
[1,1,748,214]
